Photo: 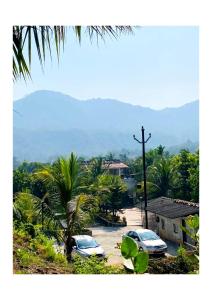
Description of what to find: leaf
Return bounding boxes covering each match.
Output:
[33,26,43,65]
[133,251,149,274]
[75,26,81,43]
[121,236,138,259]
[13,26,133,81]
[194,254,199,261]
[187,215,199,231]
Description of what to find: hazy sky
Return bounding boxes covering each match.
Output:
[13,26,198,109]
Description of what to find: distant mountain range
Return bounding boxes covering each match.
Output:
[13,90,199,161]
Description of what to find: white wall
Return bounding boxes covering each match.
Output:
[148,213,183,244]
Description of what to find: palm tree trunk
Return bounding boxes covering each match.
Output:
[65,200,78,261]
[66,232,74,262]
[65,205,75,262]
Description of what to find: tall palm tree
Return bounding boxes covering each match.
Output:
[156,145,165,156]
[35,153,81,260]
[13,26,133,81]
[89,157,105,180]
[147,158,175,197]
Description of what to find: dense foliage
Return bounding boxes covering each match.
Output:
[72,255,126,274]
[13,146,199,274]
[14,227,72,274]
[131,147,199,202]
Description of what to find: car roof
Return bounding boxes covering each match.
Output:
[130,229,155,234]
[72,235,93,240]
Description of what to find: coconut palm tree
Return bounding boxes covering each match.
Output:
[35,152,83,260]
[156,145,165,156]
[13,26,133,80]
[88,157,106,180]
[147,158,175,197]
[96,174,127,217]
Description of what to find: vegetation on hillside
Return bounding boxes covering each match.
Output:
[13,146,199,274]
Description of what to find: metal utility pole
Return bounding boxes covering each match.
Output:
[133,126,151,229]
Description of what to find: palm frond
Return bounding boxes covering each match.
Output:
[13,25,133,81]
[67,194,85,234]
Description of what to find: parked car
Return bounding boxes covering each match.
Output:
[71,235,105,258]
[123,229,167,255]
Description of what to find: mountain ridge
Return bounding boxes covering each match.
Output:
[14,89,198,111]
[13,90,199,161]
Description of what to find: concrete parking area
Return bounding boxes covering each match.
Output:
[89,225,140,265]
[89,207,179,265]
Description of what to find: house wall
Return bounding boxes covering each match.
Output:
[157,216,183,244]
[148,213,183,244]
[109,167,129,176]
[109,169,119,176]
[148,213,197,245]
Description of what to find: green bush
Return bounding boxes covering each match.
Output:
[176,245,199,273]
[30,235,55,261]
[72,254,126,274]
[15,226,68,266]
[16,248,41,267]
[54,253,68,265]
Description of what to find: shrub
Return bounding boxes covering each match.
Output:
[176,245,199,273]
[148,248,199,274]
[72,254,126,274]
[16,248,41,267]
[15,226,68,265]
[54,253,68,265]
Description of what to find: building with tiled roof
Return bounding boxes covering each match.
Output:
[146,197,199,245]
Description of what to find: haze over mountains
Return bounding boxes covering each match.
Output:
[13,90,199,162]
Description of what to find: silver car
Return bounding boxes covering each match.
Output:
[123,229,167,255]
[71,235,105,258]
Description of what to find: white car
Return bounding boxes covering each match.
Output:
[123,229,167,255]
[71,235,105,258]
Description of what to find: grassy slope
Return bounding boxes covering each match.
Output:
[13,230,73,274]
[13,229,198,274]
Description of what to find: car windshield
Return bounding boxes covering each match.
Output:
[76,238,99,249]
[139,231,160,241]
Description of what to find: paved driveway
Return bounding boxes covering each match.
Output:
[89,207,179,265]
[89,225,141,265]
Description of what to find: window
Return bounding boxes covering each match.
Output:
[156,216,160,223]
[161,219,165,229]
[173,223,178,234]
[139,231,159,241]
[128,231,139,241]
[76,238,98,249]
[133,233,139,241]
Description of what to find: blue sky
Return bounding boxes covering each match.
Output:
[13,26,198,109]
